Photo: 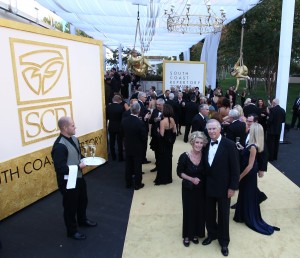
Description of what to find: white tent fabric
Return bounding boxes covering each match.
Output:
[200,31,222,89]
[35,0,261,56]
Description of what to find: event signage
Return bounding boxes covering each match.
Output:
[0,19,107,220]
[163,60,206,93]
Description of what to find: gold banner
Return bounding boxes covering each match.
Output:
[0,129,107,221]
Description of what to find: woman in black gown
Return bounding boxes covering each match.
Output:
[154,104,176,185]
[234,123,280,235]
[177,131,208,247]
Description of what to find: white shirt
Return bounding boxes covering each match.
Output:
[208,135,222,166]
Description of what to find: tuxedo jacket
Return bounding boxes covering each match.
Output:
[203,137,240,198]
[226,120,246,146]
[106,103,124,132]
[191,113,206,132]
[184,101,199,124]
[121,115,147,155]
[267,105,286,135]
[149,108,161,137]
[243,104,260,117]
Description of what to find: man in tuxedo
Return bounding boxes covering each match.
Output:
[225,109,246,146]
[158,89,170,102]
[291,92,300,129]
[106,95,124,161]
[183,95,199,142]
[121,102,148,190]
[148,98,165,172]
[243,98,260,117]
[137,92,151,164]
[191,104,209,133]
[267,98,286,161]
[51,116,97,240]
[202,119,240,257]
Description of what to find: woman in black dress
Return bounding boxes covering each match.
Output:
[177,131,208,247]
[154,104,176,185]
[234,123,280,235]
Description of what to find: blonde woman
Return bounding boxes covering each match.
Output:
[177,131,208,247]
[233,123,280,234]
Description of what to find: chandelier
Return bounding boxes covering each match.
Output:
[164,0,226,35]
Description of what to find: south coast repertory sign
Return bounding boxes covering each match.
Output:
[11,38,72,145]
[0,19,106,220]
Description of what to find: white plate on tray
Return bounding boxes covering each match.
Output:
[81,157,106,166]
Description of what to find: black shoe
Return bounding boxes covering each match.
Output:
[67,232,86,240]
[79,219,97,227]
[134,183,145,190]
[202,237,216,246]
[142,160,151,164]
[150,167,157,172]
[231,203,237,209]
[221,246,229,256]
[259,193,268,204]
[183,238,190,247]
[142,172,145,174]
[126,184,133,189]
[192,237,199,244]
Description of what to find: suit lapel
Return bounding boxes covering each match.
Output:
[210,138,225,168]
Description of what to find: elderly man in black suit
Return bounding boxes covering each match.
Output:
[121,102,148,190]
[267,98,286,161]
[202,119,240,257]
[106,95,124,161]
[225,109,246,146]
[183,95,199,142]
[191,104,209,133]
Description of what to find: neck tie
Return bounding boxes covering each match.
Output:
[211,140,218,146]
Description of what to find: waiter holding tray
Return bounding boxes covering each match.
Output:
[51,116,97,240]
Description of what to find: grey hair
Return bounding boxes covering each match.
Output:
[229,109,239,120]
[199,104,208,112]
[188,131,208,146]
[138,91,146,98]
[206,119,221,129]
[169,93,175,100]
[273,98,279,105]
[130,102,141,115]
[156,98,165,105]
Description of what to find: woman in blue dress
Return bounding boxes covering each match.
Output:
[233,123,280,235]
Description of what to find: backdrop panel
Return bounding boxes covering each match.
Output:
[0,19,107,220]
[163,61,206,93]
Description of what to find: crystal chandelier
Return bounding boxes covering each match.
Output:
[164,0,226,35]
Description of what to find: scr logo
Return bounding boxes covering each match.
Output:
[10,38,73,145]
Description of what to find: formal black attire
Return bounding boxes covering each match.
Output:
[258,106,268,134]
[121,73,131,99]
[203,136,240,247]
[183,101,199,142]
[233,145,279,235]
[225,120,246,146]
[291,96,300,129]
[191,113,206,133]
[266,105,286,161]
[175,98,185,129]
[106,102,124,160]
[138,100,150,162]
[243,103,260,118]
[110,73,121,102]
[177,153,205,240]
[121,115,147,187]
[154,118,176,185]
[51,135,88,236]
[167,101,180,128]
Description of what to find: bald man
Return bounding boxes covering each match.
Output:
[51,116,97,240]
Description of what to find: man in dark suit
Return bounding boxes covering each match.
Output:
[137,91,151,164]
[157,89,170,102]
[121,102,148,190]
[106,95,124,161]
[243,98,260,117]
[291,92,300,129]
[183,95,199,142]
[225,109,246,146]
[51,116,97,240]
[202,119,240,257]
[191,104,209,133]
[148,98,165,172]
[267,98,286,161]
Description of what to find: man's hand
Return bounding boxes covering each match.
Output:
[228,189,235,198]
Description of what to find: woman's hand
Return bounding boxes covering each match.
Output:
[192,177,200,185]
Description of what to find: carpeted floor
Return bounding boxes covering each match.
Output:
[0,128,299,258]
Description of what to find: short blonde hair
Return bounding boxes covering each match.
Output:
[233,104,244,118]
[188,131,208,146]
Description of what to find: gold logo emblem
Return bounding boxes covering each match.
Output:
[20,50,64,95]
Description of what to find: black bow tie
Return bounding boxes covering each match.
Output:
[211,140,218,146]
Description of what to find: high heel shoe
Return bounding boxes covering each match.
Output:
[183,238,190,247]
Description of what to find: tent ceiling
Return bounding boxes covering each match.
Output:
[36,0,261,56]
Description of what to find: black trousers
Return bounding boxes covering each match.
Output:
[125,153,143,187]
[60,178,88,235]
[267,134,280,161]
[205,195,231,247]
[291,111,300,128]
[109,131,123,160]
[184,124,191,142]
